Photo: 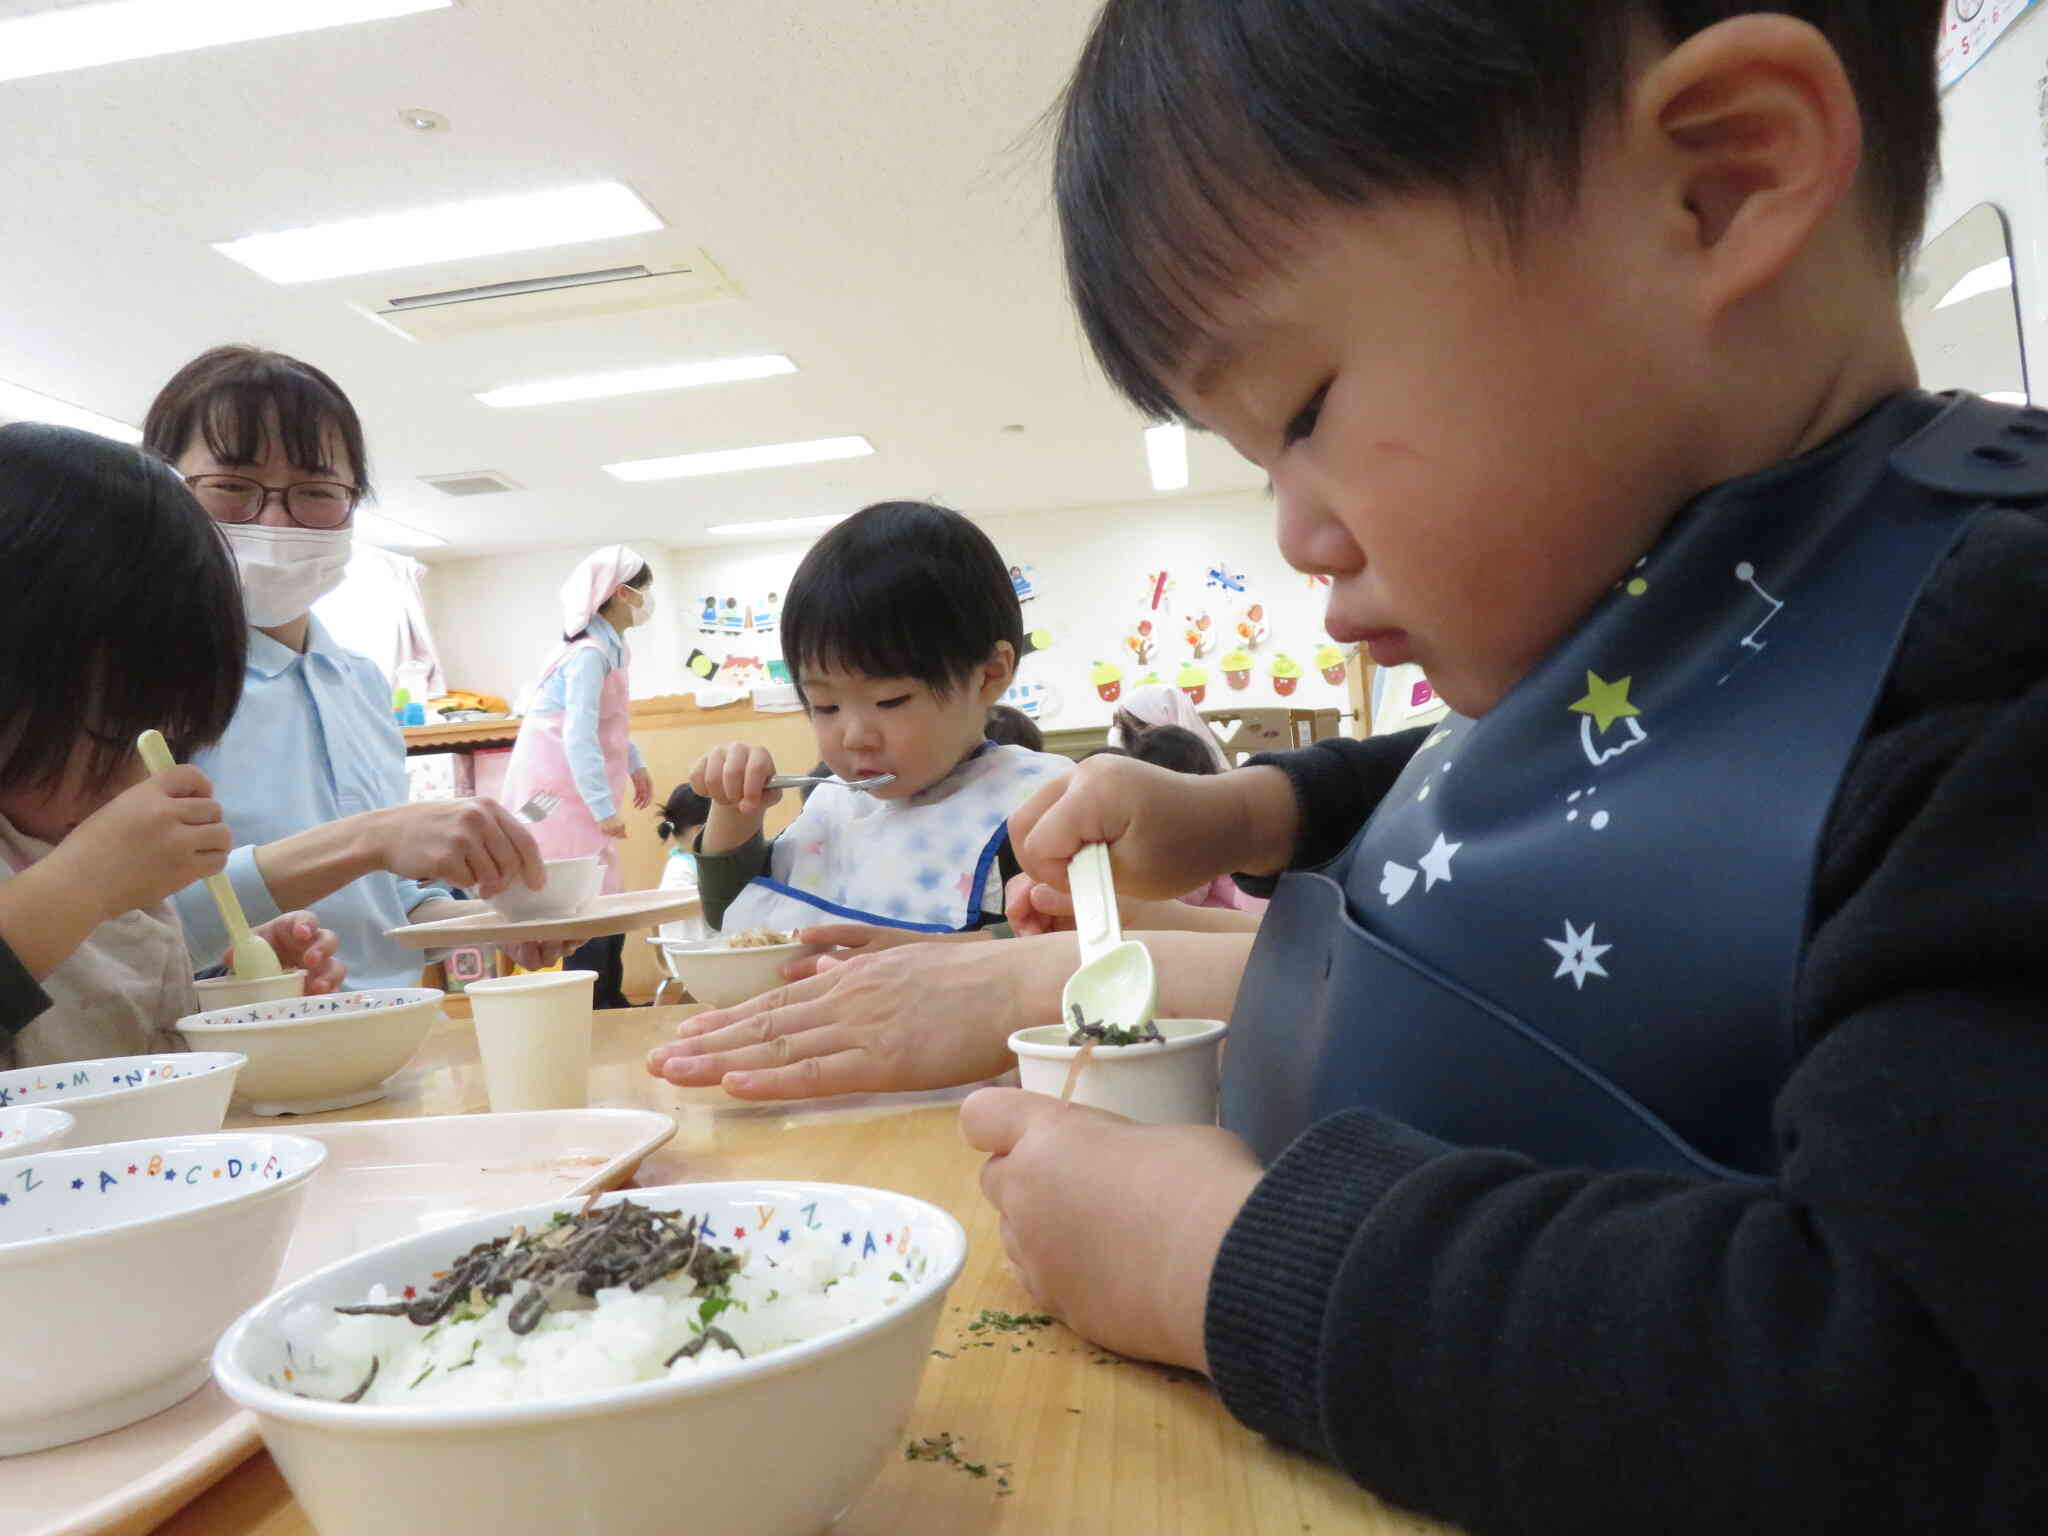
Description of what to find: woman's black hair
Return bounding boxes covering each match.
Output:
[567,562,654,643]
[985,703,1045,753]
[780,502,1023,701]
[1123,722,1222,777]
[142,344,372,498]
[1054,0,1945,422]
[656,783,711,843]
[0,423,246,792]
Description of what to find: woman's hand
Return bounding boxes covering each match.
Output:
[366,798,546,898]
[1008,755,1297,905]
[778,923,992,981]
[244,911,345,994]
[1004,873,1261,937]
[598,816,629,839]
[647,936,1069,1098]
[631,767,654,810]
[960,1088,1264,1374]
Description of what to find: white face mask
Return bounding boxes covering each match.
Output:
[624,587,654,626]
[221,523,353,628]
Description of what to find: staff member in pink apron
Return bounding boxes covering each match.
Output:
[500,545,654,1007]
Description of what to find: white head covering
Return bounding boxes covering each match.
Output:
[1105,683,1232,772]
[561,545,648,637]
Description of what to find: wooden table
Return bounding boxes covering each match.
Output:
[164,1007,1443,1536]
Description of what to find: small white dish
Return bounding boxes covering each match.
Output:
[0,1053,245,1148]
[486,856,602,923]
[213,1180,967,1536]
[191,969,307,1012]
[0,1105,75,1161]
[1009,1018,1228,1125]
[661,937,824,1008]
[0,1130,325,1455]
[176,990,443,1117]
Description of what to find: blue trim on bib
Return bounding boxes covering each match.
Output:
[742,878,956,934]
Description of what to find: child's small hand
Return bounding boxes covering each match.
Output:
[54,766,232,921]
[691,743,783,817]
[244,911,346,994]
[1008,755,1296,904]
[960,1087,1264,1373]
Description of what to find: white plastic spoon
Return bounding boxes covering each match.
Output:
[136,730,282,980]
[1059,842,1158,1041]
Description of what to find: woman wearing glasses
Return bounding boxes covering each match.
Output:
[142,345,552,990]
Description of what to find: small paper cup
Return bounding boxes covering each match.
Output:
[192,970,307,1011]
[464,970,596,1112]
[1008,1018,1228,1125]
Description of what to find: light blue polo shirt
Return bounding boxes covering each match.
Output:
[172,620,452,992]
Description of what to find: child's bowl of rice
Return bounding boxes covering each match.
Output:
[658,931,826,1007]
[212,1180,968,1536]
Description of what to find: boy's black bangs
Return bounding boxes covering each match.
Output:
[0,425,245,795]
[143,346,372,498]
[780,502,1023,701]
[1056,0,1944,419]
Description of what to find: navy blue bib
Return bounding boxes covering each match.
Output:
[1223,394,2048,1177]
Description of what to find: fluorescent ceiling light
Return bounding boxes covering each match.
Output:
[213,182,662,285]
[1934,256,2014,312]
[0,0,451,84]
[1145,422,1189,491]
[0,378,141,443]
[353,508,446,550]
[604,435,874,482]
[703,513,850,537]
[1984,391,2030,407]
[476,355,796,410]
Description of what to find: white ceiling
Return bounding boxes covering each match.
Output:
[0,0,1263,559]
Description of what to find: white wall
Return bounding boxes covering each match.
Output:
[424,491,1361,730]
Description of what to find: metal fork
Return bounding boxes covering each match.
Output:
[763,772,897,792]
[514,790,560,823]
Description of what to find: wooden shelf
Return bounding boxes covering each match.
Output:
[402,693,799,755]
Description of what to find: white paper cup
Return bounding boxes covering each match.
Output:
[464,971,596,1113]
[191,970,307,1011]
[1008,1018,1227,1125]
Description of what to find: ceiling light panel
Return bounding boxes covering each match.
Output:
[477,354,795,409]
[604,435,874,482]
[0,379,142,443]
[214,182,663,285]
[703,514,850,536]
[0,0,452,84]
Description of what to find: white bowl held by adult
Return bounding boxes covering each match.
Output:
[0,1130,325,1454]
[0,1053,245,1147]
[177,989,443,1116]
[213,1181,968,1536]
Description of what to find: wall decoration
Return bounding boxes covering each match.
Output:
[1122,614,1158,665]
[1305,572,1333,591]
[1938,0,2036,90]
[1139,569,1175,612]
[719,597,747,634]
[1019,626,1054,661]
[753,591,783,633]
[1177,663,1209,705]
[1221,649,1254,691]
[1135,670,1163,689]
[1182,604,1217,659]
[1009,564,1041,603]
[1231,596,1271,650]
[684,648,722,684]
[1315,643,1350,686]
[1091,660,1123,703]
[1270,653,1303,697]
[1204,562,1246,595]
[721,653,768,689]
[1000,678,1060,719]
[698,597,719,637]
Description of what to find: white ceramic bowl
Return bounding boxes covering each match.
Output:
[191,968,307,1011]
[0,1052,245,1148]
[176,989,444,1117]
[214,1180,967,1536]
[0,1104,74,1161]
[0,1130,325,1454]
[1010,1018,1228,1124]
[486,856,602,922]
[660,937,824,1007]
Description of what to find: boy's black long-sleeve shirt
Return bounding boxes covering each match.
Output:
[1210,502,2048,1533]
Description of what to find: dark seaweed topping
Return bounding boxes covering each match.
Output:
[665,1325,745,1366]
[1065,1002,1163,1048]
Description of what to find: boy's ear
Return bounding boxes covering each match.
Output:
[1637,14,1864,312]
[977,642,1018,705]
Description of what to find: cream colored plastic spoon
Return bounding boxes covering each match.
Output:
[136,730,281,980]
[1059,842,1157,1039]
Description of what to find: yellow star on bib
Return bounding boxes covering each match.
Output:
[1569,671,1640,733]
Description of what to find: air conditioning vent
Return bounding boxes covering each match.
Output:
[356,247,734,342]
[421,471,523,497]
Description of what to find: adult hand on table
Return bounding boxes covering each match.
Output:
[776,922,993,982]
[647,936,1059,1098]
[366,798,545,898]
[961,1087,1263,1374]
